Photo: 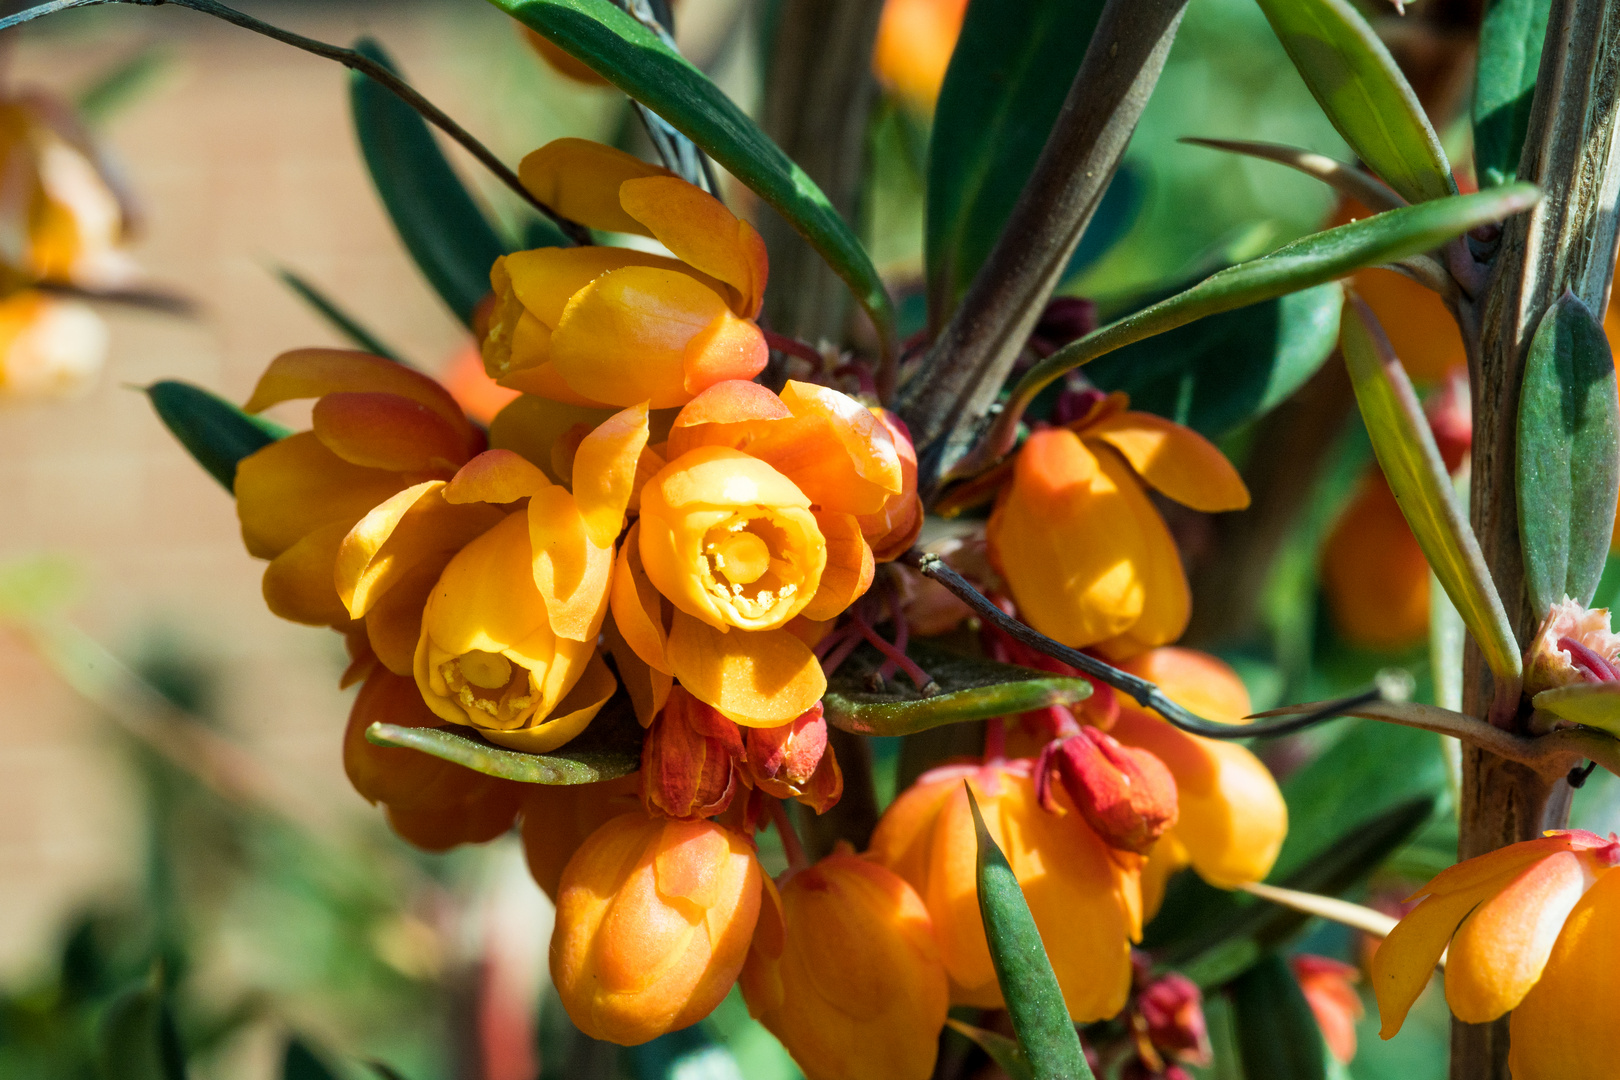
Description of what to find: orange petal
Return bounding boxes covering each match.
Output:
[681,310,769,395]
[527,484,613,642]
[338,481,505,618]
[1372,885,1503,1038]
[487,394,620,485]
[312,391,474,473]
[364,557,445,676]
[481,651,618,753]
[1084,412,1250,513]
[1094,444,1190,650]
[243,347,472,444]
[666,611,827,726]
[609,522,674,675]
[234,431,409,560]
[1507,867,1620,1080]
[603,616,673,726]
[799,511,874,622]
[572,402,651,547]
[673,379,791,428]
[445,448,552,505]
[774,381,904,509]
[619,175,770,318]
[262,518,353,625]
[517,138,670,236]
[501,245,688,329]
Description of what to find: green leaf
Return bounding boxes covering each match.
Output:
[1253,0,1454,205]
[924,0,1106,324]
[967,788,1094,1080]
[145,380,289,492]
[349,38,509,328]
[1517,292,1620,613]
[625,1024,744,1080]
[1010,186,1540,409]
[1083,282,1343,438]
[944,1019,1034,1080]
[1474,0,1551,187]
[282,1039,339,1080]
[275,266,408,365]
[1230,954,1328,1080]
[823,641,1091,737]
[1533,682,1620,734]
[77,45,171,126]
[485,0,896,354]
[97,982,187,1080]
[1341,294,1522,683]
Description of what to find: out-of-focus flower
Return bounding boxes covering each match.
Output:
[482,139,767,409]
[235,349,486,628]
[872,0,969,110]
[519,775,641,901]
[0,291,106,399]
[987,394,1249,660]
[740,849,948,1080]
[441,341,520,425]
[612,379,911,725]
[868,759,1141,1020]
[1035,727,1179,854]
[1107,648,1287,917]
[1292,955,1363,1064]
[1522,597,1620,697]
[343,665,523,851]
[1136,970,1212,1067]
[1372,830,1620,1043]
[518,25,612,87]
[1333,198,1463,384]
[551,812,763,1045]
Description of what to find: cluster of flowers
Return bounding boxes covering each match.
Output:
[224,136,1299,1078]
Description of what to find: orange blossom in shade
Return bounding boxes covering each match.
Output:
[871,0,969,111]
[519,774,642,902]
[482,139,768,409]
[739,849,949,1080]
[1371,830,1620,1041]
[1108,648,1288,917]
[1320,470,1433,651]
[867,759,1142,1021]
[441,341,520,425]
[986,393,1250,660]
[342,665,524,852]
[0,290,107,400]
[1292,955,1364,1065]
[610,379,913,727]
[233,349,486,629]
[550,812,764,1045]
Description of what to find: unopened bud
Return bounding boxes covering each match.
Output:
[641,686,744,819]
[1291,955,1364,1065]
[1524,598,1620,696]
[744,704,843,813]
[1036,728,1178,854]
[1138,972,1211,1066]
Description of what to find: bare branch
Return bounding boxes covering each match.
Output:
[1238,881,1403,943]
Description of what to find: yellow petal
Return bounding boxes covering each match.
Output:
[573,402,651,548]
[1507,867,1620,1080]
[338,481,505,618]
[608,522,674,675]
[444,449,553,505]
[312,391,473,472]
[1094,443,1190,651]
[619,175,769,318]
[244,347,473,443]
[262,518,353,625]
[666,610,826,726]
[517,138,670,236]
[603,616,672,726]
[1084,412,1250,512]
[800,511,875,622]
[235,431,408,560]
[364,557,444,676]
[502,245,686,328]
[488,394,620,485]
[528,484,613,642]
[481,652,618,753]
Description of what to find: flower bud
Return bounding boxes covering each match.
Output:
[1137,972,1211,1066]
[743,704,843,813]
[1291,955,1362,1064]
[740,851,949,1080]
[1036,728,1178,854]
[641,686,745,819]
[551,812,762,1045]
[1523,597,1620,696]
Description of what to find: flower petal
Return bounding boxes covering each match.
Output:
[234,431,408,559]
[604,616,673,726]
[502,245,689,329]
[364,557,444,676]
[244,347,473,444]
[799,511,874,622]
[517,138,670,236]
[609,522,674,675]
[1085,411,1250,512]
[1507,867,1620,1080]
[487,395,620,485]
[481,651,618,753]
[619,175,769,318]
[338,481,505,618]
[1372,886,1496,1039]
[528,484,613,642]
[312,391,475,472]
[1092,443,1190,654]
[262,518,353,625]
[666,610,827,726]
[573,402,651,548]
[444,448,553,505]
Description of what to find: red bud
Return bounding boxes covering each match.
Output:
[640,687,742,819]
[1138,972,1212,1066]
[744,704,843,813]
[1036,728,1178,854]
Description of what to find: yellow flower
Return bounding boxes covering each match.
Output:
[551,812,763,1045]
[482,139,768,409]
[0,291,105,400]
[986,395,1249,659]
[740,849,949,1080]
[872,0,969,111]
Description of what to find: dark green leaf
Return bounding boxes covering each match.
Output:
[145,380,289,492]
[1474,0,1551,188]
[967,788,1094,1080]
[1517,291,1620,612]
[924,0,1106,324]
[1230,954,1328,1080]
[1254,0,1453,204]
[1011,186,1540,409]
[944,1019,1034,1080]
[1083,282,1343,438]
[274,267,408,365]
[282,1039,339,1080]
[625,1023,742,1080]
[97,982,187,1080]
[485,0,896,353]
[823,641,1091,737]
[349,38,508,328]
[367,1065,410,1080]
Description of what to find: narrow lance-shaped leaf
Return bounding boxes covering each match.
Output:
[349,38,513,328]
[1517,291,1620,613]
[967,787,1095,1080]
[275,267,409,365]
[1341,294,1522,682]
[145,380,289,492]
[1230,954,1329,1080]
[1474,0,1552,187]
[484,0,897,357]
[366,723,639,784]
[98,981,188,1080]
[1253,0,1454,204]
[944,1019,1034,1080]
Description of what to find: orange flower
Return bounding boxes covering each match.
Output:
[1321,471,1431,651]
[740,850,949,1080]
[519,775,641,901]
[872,0,969,110]
[482,139,767,409]
[0,291,106,400]
[611,380,909,726]
[1108,649,1287,917]
[1292,955,1363,1065]
[440,341,520,425]
[1372,830,1620,1045]
[235,349,486,629]
[1035,726,1179,854]
[342,665,523,851]
[986,395,1249,659]
[551,812,763,1045]
[867,759,1141,1021]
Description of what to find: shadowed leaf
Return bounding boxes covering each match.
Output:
[282,1039,339,1080]
[1474,0,1552,187]
[145,380,289,492]
[1231,954,1328,1080]
[274,267,408,365]
[98,981,187,1080]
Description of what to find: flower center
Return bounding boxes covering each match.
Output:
[713,531,771,585]
[701,514,802,625]
[440,651,536,728]
[459,649,513,689]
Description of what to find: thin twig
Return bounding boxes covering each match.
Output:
[0,0,592,244]
[35,279,198,315]
[1179,137,1407,214]
[1238,881,1401,942]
